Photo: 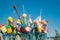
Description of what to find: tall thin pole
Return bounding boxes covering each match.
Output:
[40,8,42,22]
[23,5,25,13]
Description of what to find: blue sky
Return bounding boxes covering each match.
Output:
[0,0,60,37]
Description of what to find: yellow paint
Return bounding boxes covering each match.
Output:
[7,28,12,34]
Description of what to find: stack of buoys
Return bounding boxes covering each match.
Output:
[37,20,48,33]
[6,17,13,34]
[20,13,27,33]
[22,13,27,27]
[0,12,48,40]
[41,20,48,33]
[33,19,48,33]
[33,20,42,33]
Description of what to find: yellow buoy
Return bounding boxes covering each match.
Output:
[7,28,12,34]
[22,13,27,18]
[17,19,22,24]
[8,16,13,23]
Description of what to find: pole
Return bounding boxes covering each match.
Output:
[40,8,42,22]
[13,5,20,19]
